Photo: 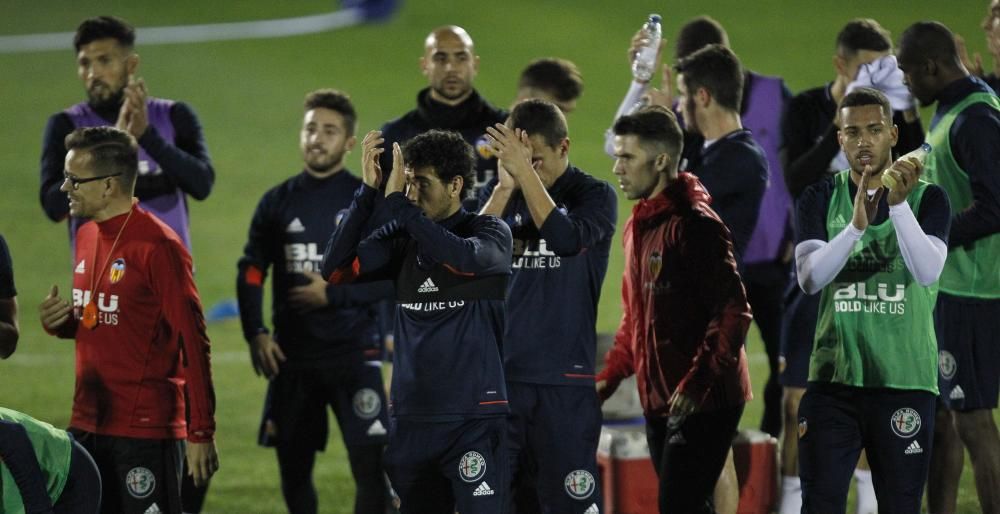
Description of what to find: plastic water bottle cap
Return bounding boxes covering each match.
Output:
[649,14,661,23]
[920,142,932,153]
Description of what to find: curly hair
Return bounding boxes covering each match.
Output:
[402,130,475,192]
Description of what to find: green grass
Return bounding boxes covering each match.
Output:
[1,1,996,512]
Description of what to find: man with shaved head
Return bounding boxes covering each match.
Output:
[897,20,1000,514]
[379,25,507,209]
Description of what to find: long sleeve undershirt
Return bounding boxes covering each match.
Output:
[797,199,948,294]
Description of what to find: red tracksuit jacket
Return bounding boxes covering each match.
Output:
[52,204,215,442]
[597,173,753,416]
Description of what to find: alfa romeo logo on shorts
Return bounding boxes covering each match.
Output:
[352,388,381,420]
[458,451,486,483]
[890,408,922,438]
[939,350,957,380]
[565,470,596,499]
[125,467,156,499]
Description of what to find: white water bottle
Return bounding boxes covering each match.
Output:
[882,143,932,190]
[632,14,662,82]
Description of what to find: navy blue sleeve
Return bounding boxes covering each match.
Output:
[236,192,277,342]
[915,184,951,244]
[894,110,925,156]
[322,184,388,277]
[137,102,215,201]
[0,420,55,514]
[538,181,617,256]
[0,235,14,298]
[948,108,1000,248]
[39,113,74,222]
[782,93,840,198]
[795,178,834,243]
[385,193,512,275]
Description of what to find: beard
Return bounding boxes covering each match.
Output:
[87,83,125,112]
[304,149,344,174]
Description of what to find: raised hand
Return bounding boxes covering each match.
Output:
[885,156,923,206]
[486,123,534,181]
[116,75,149,139]
[385,142,406,196]
[851,165,878,231]
[360,130,385,189]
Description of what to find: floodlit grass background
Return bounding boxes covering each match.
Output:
[0,1,995,512]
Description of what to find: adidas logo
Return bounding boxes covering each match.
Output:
[473,481,495,496]
[75,260,86,274]
[286,218,305,233]
[417,278,438,293]
[144,503,162,514]
[584,503,600,514]
[950,386,965,400]
[833,214,847,227]
[905,440,923,455]
[367,420,386,436]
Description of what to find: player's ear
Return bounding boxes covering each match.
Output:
[345,135,357,152]
[655,152,670,173]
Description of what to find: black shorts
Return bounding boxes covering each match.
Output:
[53,437,102,514]
[779,280,819,388]
[258,357,389,451]
[797,383,936,514]
[385,416,508,514]
[934,293,1000,411]
[68,429,183,514]
[507,382,603,513]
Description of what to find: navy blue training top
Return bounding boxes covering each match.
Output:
[323,185,513,420]
[690,129,769,265]
[237,170,390,364]
[478,166,617,386]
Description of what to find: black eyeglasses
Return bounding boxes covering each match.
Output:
[63,172,122,190]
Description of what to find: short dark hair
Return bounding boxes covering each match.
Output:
[675,16,729,61]
[835,19,891,58]
[304,89,358,135]
[840,87,892,120]
[64,127,138,188]
[518,58,583,104]
[402,130,475,193]
[508,99,568,148]
[612,105,684,166]
[74,16,135,52]
[674,44,743,112]
[899,21,960,66]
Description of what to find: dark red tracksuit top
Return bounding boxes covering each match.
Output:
[597,173,753,417]
[51,204,215,442]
